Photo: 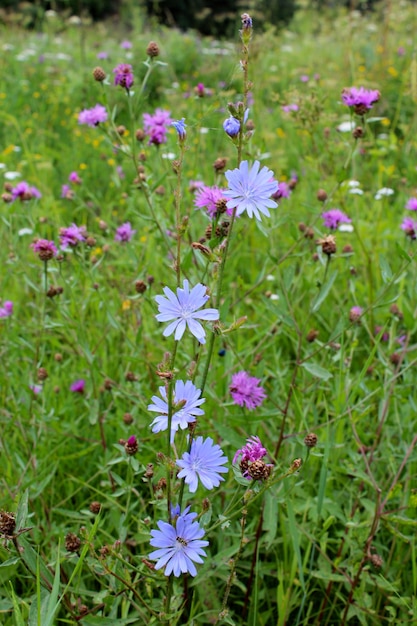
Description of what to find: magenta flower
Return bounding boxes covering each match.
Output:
[349,306,363,323]
[115,222,136,243]
[0,301,13,318]
[233,436,267,465]
[113,63,134,89]
[405,197,417,211]
[59,223,87,248]
[70,379,85,393]
[194,185,230,218]
[69,171,82,184]
[341,87,380,115]
[281,104,299,113]
[120,40,132,49]
[61,184,73,199]
[78,104,108,127]
[401,216,417,239]
[272,181,291,200]
[29,384,42,394]
[322,209,351,230]
[229,371,266,410]
[11,181,41,201]
[143,108,173,146]
[31,239,58,261]
[195,82,206,97]
[97,51,108,60]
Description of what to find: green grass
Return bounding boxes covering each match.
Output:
[1,2,417,624]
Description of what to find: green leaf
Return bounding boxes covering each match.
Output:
[312,270,337,312]
[379,254,393,283]
[301,362,333,381]
[15,489,29,531]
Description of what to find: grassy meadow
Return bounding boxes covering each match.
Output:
[1,2,417,624]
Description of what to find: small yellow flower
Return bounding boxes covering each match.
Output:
[276,127,286,138]
[79,163,87,170]
[93,247,102,256]
[140,236,147,243]
[107,158,115,166]
[122,300,131,311]
[388,66,398,78]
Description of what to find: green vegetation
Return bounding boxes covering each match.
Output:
[0,3,417,624]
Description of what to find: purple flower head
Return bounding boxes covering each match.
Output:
[230,371,266,410]
[401,216,417,239]
[223,116,240,138]
[31,239,58,261]
[281,103,299,113]
[341,86,380,115]
[233,435,268,465]
[59,224,86,248]
[374,326,389,342]
[148,380,205,442]
[176,436,228,493]
[194,185,231,218]
[115,221,136,243]
[70,379,85,393]
[171,118,187,141]
[149,509,209,577]
[113,63,134,89]
[143,108,173,146]
[189,180,205,193]
[120,40,132,49]
[195,82,206,97]
[272,181,291,200]
[117,165,125,179]
[405,197,417,211]
[12,181,41,201]
[397,46,405,57]
[155,279,219,344]
[300,74,310,83]
[61,184,73,199]
[97,51,108,60]
[322,209,351,230]
[0,301,13,319]
[349,306,363,323]
[78,104,108,127]
[30,384,42,394]
[69,171,82,184]
[224,160,279,221]
[127,435,137,447]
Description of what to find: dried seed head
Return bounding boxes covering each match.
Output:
[342,244,353,254]
[390,352,401,366]
[123,412,133,425]
[304,227,314,239]
[304,433,318,448]
[213,157,228,172]
[369,553,383,568]
[2,192,13,203]
[156,477,167,492]
[389,303,403,319]
[352,126,364,139]
[317,189,328,202]
[247,460,272,481]
[93,66,106,82]
[135,280,147,294]
[317,235,336,256]
[0,511,16,537]
[65,532,81,553]
[145,463,154,478]
[54,353,63,362]
[135,128,145,142]
[125,371,137,382]
[146,41,160,57]
[89,501,101,514]
[306,329,319,343]
[37,367,48,381]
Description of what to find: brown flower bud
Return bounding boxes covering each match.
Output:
[353,126,364,139]
[369,553,383,568]
[213,157,228,172]
[0,511,16,536]
[135,129,146,142]
[146,41,160,57]
[65,532,81,552]
[317,235,336,256]
[145,463,154,478]
[342,244,353,254]
[306,329,319,343]
[135,280,147,294]
[304,433,318,448]
[89,501,101,514]
[125,371,137,382]
[54,353,63,362]
[93,66,106,82]
[123,413,134,425]
[389,303,403,319]
[116,125,126,136]
[37,367,48,381]
[247,460,272,481]
[317,189,328,202]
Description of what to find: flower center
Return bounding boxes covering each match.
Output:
[176,536,188,547]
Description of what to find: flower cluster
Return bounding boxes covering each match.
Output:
[143,108,173,145]
[0,301,13,319]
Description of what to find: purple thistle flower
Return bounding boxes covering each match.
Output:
[233,435,268,465]
[194,185,230,218]
[78,104,108,127]
[300,74,310,83]
[70,379,85,393]
[11,181,41,201]
[322,209,352,230]
[349,306,363,323]
[59,223,87,248]
[148,380,205,441]
[113,63,134,89]
[115,222,136,243]
[143,108,173,146]
[155,279,219,344]
[61,184,73,199]
[176,436,228,493]
[120,40,132,49]
[281,103,299,113]
[149,507,209,577]
[272,181,291,200]
[223,116,240,137]
[374,326,389,342]
[31,239,58,261]
[171,118,187,141]
[29,384,42,394]
[401,216,417,239]
[0,300,13,319]
[223,160,279,221]
[69,171,82,184]
[230,371,266,410]
[97,51,108,60]
[405,197,417,211]
[341,86,380,115]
